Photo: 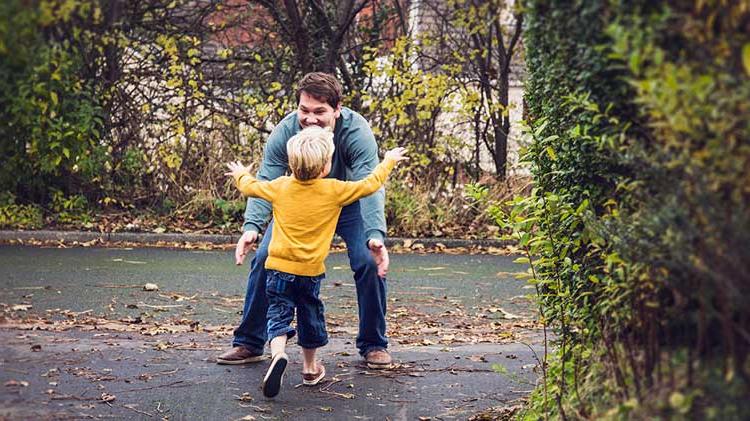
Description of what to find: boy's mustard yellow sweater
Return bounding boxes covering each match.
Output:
[233,157,397,276]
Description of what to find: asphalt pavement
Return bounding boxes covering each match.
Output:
[1,243,541,420]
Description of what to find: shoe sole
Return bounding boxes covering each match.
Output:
[366,361,393,370]
[262,354,288,398]
[216,355,266,365]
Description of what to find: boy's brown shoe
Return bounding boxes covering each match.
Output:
[302,363,326,386]
[216,346,265,365]
[364,349,393,369]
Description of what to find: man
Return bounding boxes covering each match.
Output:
[216,72,393,369]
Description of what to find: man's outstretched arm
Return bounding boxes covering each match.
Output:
[236,118,293,265]
[346,115,391,277]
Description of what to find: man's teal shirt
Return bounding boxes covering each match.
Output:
[243,107,386,243]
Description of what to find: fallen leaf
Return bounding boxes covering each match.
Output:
[100,392,116,402]
[42,368,59,378]
[11,304,32,311]
[143,283,159,291]
[234,392,253,402]
[4,380,29,387]
[153,341,173,351]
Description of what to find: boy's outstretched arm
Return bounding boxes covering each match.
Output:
[225,161,276,202]
[336,147,409,207]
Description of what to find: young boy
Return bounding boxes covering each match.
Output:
[225,125,407,398]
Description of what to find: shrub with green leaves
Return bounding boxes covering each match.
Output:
[0,193,43,229]
[0,0,106,203]
[513,0,750,418]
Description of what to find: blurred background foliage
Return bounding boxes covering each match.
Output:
[0,0,525,236]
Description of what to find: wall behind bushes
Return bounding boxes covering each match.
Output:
[514,0,749,418]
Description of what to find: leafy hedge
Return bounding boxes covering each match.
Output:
[513,0,750,418]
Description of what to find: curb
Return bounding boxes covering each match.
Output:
[0,230,512,249]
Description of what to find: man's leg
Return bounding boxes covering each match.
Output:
[217,222,274,364]
[336,202,390,362]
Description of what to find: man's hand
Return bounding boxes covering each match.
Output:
[235,230,259,265]
[368,239,389,278]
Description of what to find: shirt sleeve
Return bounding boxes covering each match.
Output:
[345,116,387,243]
[335,158,397,207]
[234,172,276,202]
[242,121,292,233]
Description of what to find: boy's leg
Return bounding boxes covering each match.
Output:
[269,335,288,357]
[262,270,296,398]
[219,222,275,364]
[301,347,325,386]
[265,270,298,343]
[295,274,327,386]
[263,335,288,398]
[294,273,328,351]
[335,202,390,362]
[301,347,318,373]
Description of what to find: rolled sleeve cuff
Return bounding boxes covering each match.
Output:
[366,229,385,244]
[243,222,262,234]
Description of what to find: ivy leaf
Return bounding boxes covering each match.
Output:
[545,146,557,161]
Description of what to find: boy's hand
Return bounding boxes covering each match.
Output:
[224,161,251,178]
[225,161,250,178]
[384,147,409,163]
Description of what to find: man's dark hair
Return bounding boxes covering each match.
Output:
[296,72,342,109]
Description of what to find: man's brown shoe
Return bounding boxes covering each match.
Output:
[216,346,265,365]
[364,349,393,369]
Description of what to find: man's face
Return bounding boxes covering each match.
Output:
[297,91,341,129]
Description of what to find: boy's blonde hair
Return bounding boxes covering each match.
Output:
[287,126,335,181]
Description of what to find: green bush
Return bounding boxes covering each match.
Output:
[50,190,91,224]
[0,0,105,203]
[513,0,750,418]
[0,193,43,229]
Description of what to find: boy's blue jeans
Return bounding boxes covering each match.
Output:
[232,201,388,356]
[265,270,327,348]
